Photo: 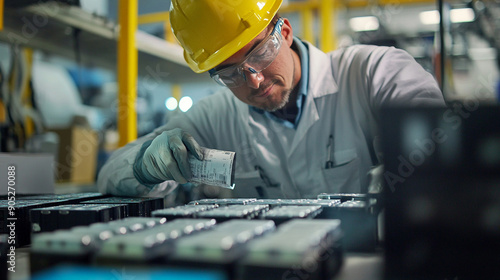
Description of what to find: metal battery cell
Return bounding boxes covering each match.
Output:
[169,220,276,278]
[30,217,168,274]
[77,203,128,221]
[177,220,275,258]
[246,199,288,208]
[336,200,378,252]
[3,194,107,246]
[0,199,60,246]
[80,197,165,217]
[78,217,166,236]
[31,228,112,274]
[95,219,217,263]
[317,192,382,212]
[259,205,323,225]
[152,204,219,220]
[316,193,382,252]
[303,199,343,218]
[19,193,107,202]
[317,192,383,214]
[250,199,341,219]
[173,220,276,261]
[30,204,126,233]
[317,193,370,202]
[188,198,257,206]
[194,205,269,222]
[106,217,167,231]
[31,217,168,256]
[238,219,343,280]
[249,198,340,205]
[296,199,343,207]
[31,229,111,257]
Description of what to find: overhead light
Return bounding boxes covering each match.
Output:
[349,16,379,32]
[179,96,193,112]
[165,97,178,111]
[450,8,475,23]
[420,8,475,25]
[419,10,440,25]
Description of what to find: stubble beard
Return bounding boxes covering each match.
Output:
[262,87,292,112]
[255,49,298,112]
[264,50,297,112]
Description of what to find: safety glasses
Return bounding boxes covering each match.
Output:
[210,18,284,88]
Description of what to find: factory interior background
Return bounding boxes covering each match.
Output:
[1,0,498,192]
[1,1,500,280]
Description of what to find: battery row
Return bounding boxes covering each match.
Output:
[31,218,342,280]
[0,193,165,247]
[152,204,322,225]
[156,196,381,252]
[96,218,217,263]
[0,199,65,246]
[30,217,173,273]
[18,192,106,201]
[30,204,128,233]
[151,204,220,220]
[80,196,164,217]
[3,194,381,253]
[1,192,108,247]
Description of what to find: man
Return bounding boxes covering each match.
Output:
[98,0,444,198]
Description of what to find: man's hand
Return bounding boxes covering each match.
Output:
[141,129,203,184]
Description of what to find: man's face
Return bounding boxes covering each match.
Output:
[216,18,299,112]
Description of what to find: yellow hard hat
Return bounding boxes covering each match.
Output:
[170,0,283,73]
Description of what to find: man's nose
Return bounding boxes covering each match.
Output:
[244,70,264,89]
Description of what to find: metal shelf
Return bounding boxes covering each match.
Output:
[0,2,211,84]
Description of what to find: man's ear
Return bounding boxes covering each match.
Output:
[281,18,294,47]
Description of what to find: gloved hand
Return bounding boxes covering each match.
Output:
[139,128,203,184]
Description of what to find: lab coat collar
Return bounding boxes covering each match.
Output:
[288,42,339,154]
[305,41,339,98]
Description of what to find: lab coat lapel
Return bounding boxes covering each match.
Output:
[289,43,339,155]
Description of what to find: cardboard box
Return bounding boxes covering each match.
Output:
[0,153,55,195]
[51,125,99,183]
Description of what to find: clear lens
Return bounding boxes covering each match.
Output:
[211,18,283,88]
[245,35,281,73]
[214,68,246,87]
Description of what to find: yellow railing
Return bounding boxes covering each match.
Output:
[137,11,175,43]
[118,4,181,145]
[0,0,4,31]
[117,0,138,147]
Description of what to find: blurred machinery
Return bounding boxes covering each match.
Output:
[382,105,500,279]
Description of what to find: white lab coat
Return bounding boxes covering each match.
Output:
[97,43,444,198]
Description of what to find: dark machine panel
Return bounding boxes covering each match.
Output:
[382,105,500,279]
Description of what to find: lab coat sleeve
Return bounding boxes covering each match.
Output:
[97,90,235,197]
[345,45,445,108]
[96,126,179,197]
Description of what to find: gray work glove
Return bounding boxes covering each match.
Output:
[138,129,203,185]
